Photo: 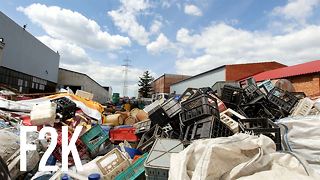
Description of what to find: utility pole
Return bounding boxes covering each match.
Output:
[122,57,131,97]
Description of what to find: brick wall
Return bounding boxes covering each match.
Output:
[288,73,320,97]
[152,74,190,94]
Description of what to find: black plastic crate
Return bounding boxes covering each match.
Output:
[212,81,240,98]
[238,103,275,120]
[221,85,244,107]
[137,125,166,152]
[291,92,306,99]
[243,84,266,104]
[191,116,233,140]
[239,118,281,150]
[180,94,219,125]
[183,124,193,142]
[161,97,181,118]
[148,105,170,127]
[267,87,299,113]
[51,97,77,121]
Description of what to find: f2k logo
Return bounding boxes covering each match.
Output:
[20,126,83,172]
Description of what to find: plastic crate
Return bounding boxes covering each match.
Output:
[183,124,193,142]
[144,138,184,180]
[80,124,109,153]
[267,87,299,114]
[133,120,152,135]
[238,118,281,151]
[243,84,266,104]
[137,125,166,153]
[161,97,181,118]
[291,92,307,99]
[115,153,148,180]
[178,88,198,102]
[290,97,314,116]
[191,116,233,140]
[180,94,219,125]
[220,109,242,133]
[110,127,139,142]
[221,85,244,107]
[148,105,170,127]
[238,103,276,120]
[258,80,274,94]
[51,97,77,121]
[96,148,130,179]
[239,77,256,89]
[212,81,240,97]
[52,130,88,165]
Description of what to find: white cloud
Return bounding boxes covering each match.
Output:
[17,3,130,51]
[37,35,153,97]
[146,33,175,54]
[272,0,320,24]
[184,4,202,16]
[108,0,151,45]
[150,20,162,34]
[175,23,320,75]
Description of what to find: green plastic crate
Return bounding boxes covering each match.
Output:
[115,153,148,180]
[80,124,109,152]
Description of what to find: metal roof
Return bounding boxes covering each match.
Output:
[253,60,320,81]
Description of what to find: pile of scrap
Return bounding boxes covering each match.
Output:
[0,77,319,179]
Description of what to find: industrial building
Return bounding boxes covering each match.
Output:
[253,60,320,97]
[58,68,111,104]
[0,11,60,93]
[152,74,190,94]
[170,61,286,94]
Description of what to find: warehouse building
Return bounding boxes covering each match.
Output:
[0,11,60,93]
[152,74,190,94]
[58,68,111,104]
[170,61,286,94]
[253,60,320,97]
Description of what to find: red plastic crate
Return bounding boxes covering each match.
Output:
[110,127,139,142]
[52,130,88,165]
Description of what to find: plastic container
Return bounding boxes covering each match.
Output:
[191,116,233,140]
[88,173,101,180]
[220,109,242,133]
[46,155,57,166]
[239,77,256,89]
[137,125,165,152]
[148,105,170,127]
[96,148,130,179]
[239,118,281,150]
[178,88,198,102]
[267,87,299,114]
[221,85,244,107]
[212,81,240,97]
[258,80,274,94]
[133,120,152,135]
[30,102,57,126]
[115,153,148,180]
[80,124,109,153]
[290,97,314,116]
[180,93,219,125]
[161,97,181,118]
[51,97,77,121]
[109,127,139,142]
[123,147,143,159]
[144,138,184,180]
[238,103,276,120]
[243,84,266,104]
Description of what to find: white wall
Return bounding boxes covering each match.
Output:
[170,67,226,94]
[58,69,110,104]
[0,11,60,83]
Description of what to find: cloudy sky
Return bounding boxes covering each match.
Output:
[1,0,320,97]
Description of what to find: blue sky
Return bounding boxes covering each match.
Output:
[1,0,320,97]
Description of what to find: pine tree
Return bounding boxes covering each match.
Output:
[138,71,154,98]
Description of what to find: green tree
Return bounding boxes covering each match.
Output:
[138,71,154,98]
